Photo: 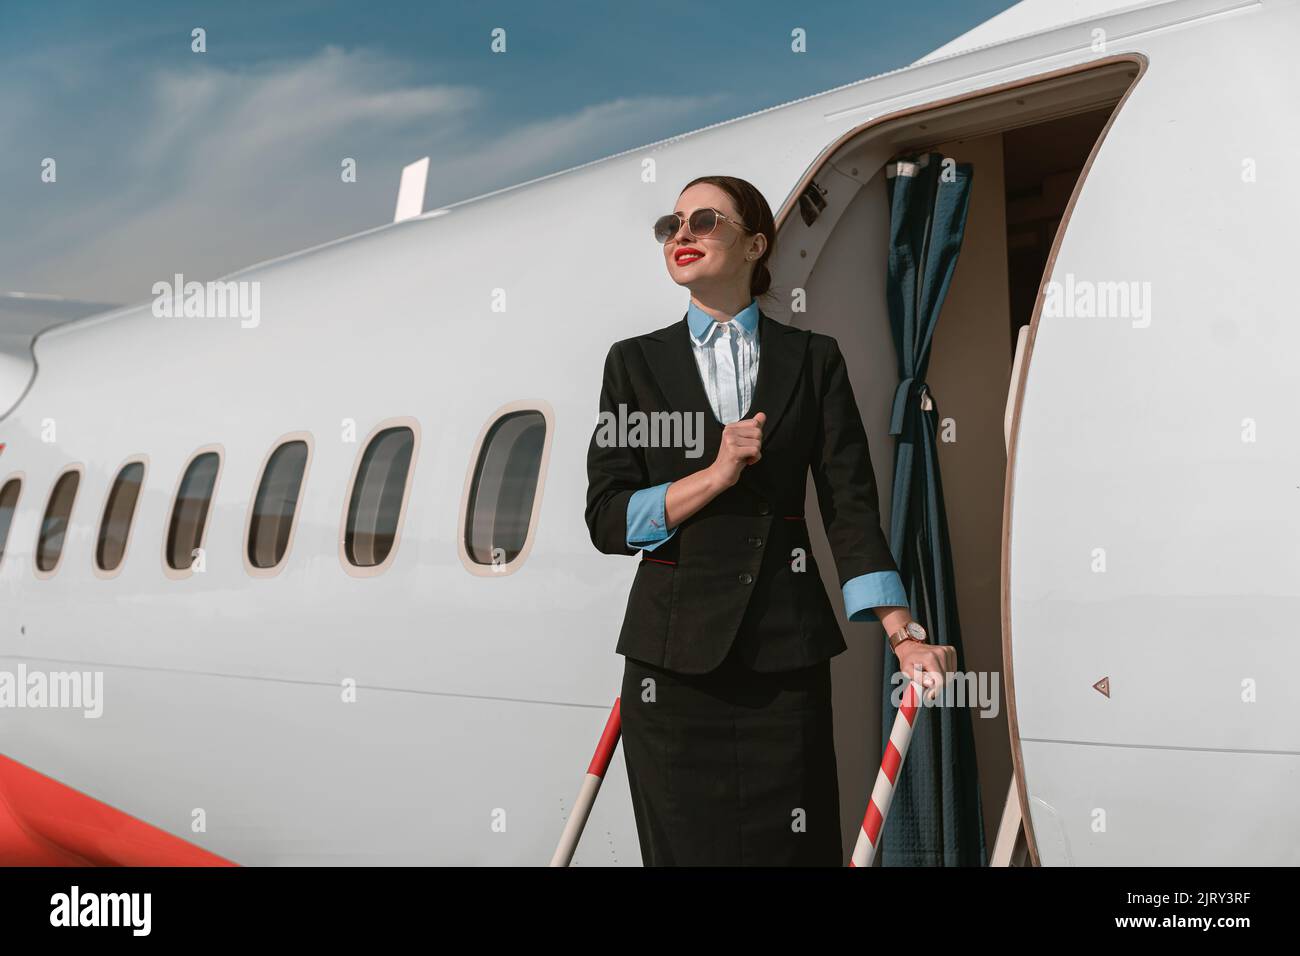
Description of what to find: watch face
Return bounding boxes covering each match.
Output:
[905,621,927,642]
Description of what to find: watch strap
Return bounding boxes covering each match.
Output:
[888,628,920,650]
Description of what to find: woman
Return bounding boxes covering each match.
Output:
[584,175,955,866]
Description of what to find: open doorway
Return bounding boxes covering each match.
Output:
[1004,107,1116,342]
[766,57,1142,863]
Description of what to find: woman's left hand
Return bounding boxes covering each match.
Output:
[895,640,957,701]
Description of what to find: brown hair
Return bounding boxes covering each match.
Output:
[679,175,777,302]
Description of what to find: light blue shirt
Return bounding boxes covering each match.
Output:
[687,297,761,425]
[625,300,907,623]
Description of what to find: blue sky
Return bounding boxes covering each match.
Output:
[0,0,1016,303]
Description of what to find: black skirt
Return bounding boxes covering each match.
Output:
[619,644,842,866]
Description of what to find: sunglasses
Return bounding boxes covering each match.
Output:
[653,207,751,244]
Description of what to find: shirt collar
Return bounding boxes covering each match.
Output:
[686,298,760,344]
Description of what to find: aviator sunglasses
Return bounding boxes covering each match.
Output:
[654,207,751,244]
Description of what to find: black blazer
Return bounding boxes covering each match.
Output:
[585,309,899,674]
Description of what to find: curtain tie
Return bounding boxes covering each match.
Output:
[890,378,934,435]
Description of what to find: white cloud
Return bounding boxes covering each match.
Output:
[2,46,721,305]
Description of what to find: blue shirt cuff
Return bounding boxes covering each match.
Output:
[626,482,677,552]
[843,570,908,622]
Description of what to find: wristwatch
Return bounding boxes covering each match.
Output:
[887,620,927,651]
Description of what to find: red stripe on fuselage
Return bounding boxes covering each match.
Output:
[0,753,235,866]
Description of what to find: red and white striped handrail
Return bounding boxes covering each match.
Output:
[850,677,923,867]
[550,698,622,867]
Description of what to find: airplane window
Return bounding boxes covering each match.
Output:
[465,410,546,566]
[96,461,145,572]
[344,426,414,568]
[0,478,21,563]
[37,469,80,574]
[248,439,309,570]
[167,452,220,570]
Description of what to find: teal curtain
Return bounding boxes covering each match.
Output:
[879,153,987,866]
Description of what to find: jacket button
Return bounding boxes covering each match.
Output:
[738,572,753,585]
[757,501,771,515]
[748,536,763,548]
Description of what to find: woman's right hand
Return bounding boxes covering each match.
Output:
[664,411,767,531]
[710,411,766,489]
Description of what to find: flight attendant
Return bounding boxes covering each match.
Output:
[585,175,955,866]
